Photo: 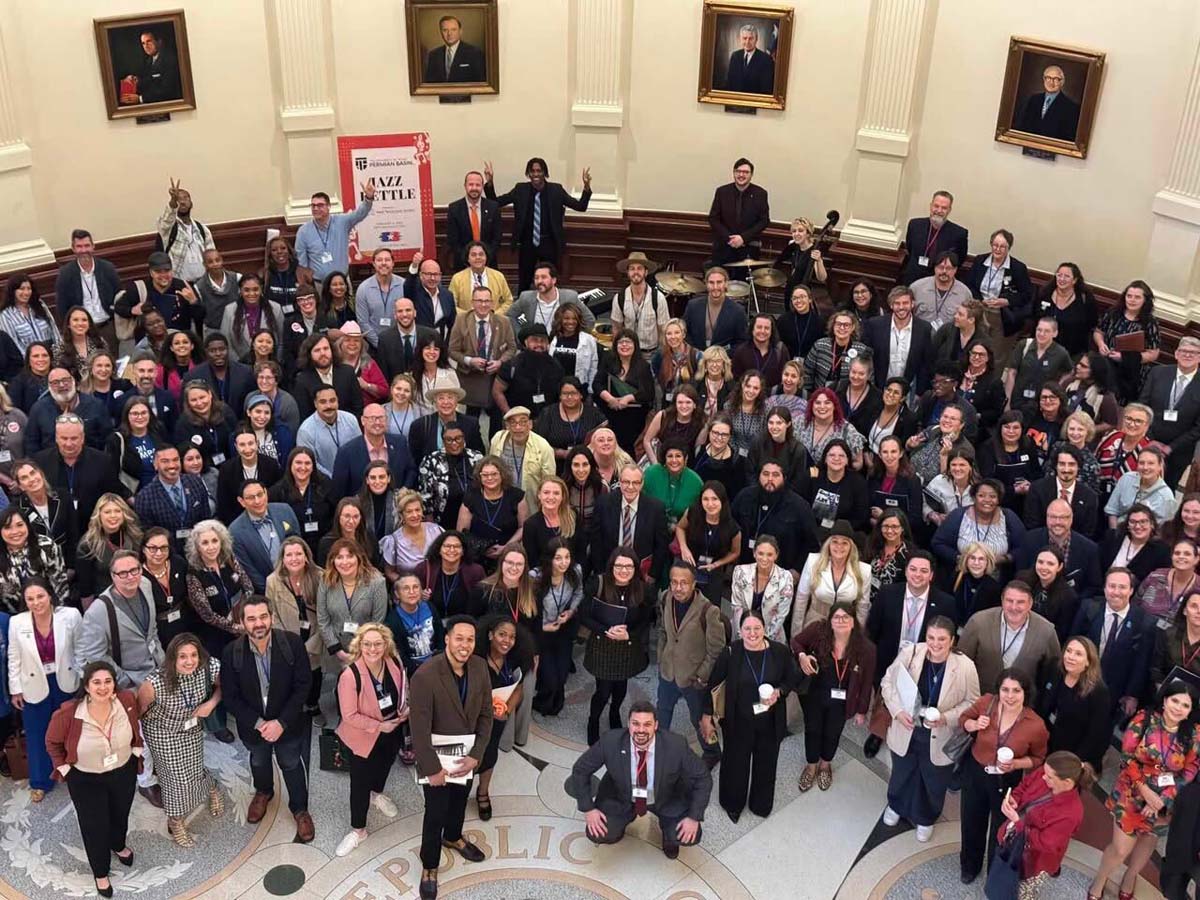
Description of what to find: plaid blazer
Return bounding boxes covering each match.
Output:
[133,474,211,551]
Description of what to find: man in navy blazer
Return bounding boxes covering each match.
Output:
[683,269,748,352]
[54,229,121,353]
[861,286,935,395]
[1070,568,1154,717]
[1015,500,1101,602]
[1015,66,1081,141]
[589,466,671,576]
[190,333,256,415]
[446,171,501,269]
[1139,338,1200,488]
[229,480,301,594]
[723,25,775,95]
[24,367,112,453]
[899,191,969,286]
[403,254,457,343]
[331,404,416,497]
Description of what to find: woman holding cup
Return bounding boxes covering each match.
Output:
[957,668,1049,885]
[880,615,980,842]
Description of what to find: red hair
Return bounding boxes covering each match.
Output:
[804,387,846,427]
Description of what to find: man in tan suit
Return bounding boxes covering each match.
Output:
[657,562,727,767]
[957,581,1061,693]
[447,284,517,417]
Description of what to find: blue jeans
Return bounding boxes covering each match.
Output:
[656,675,720,759]
[22,673,72,791]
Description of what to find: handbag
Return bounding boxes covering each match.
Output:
[983,826,1025,900]
[318,728,352,773]
[947,696,996,767]
[710,682,726,720]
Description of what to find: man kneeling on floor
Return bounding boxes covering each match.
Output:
[565,700,712,859]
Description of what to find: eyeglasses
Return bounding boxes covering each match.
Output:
[612,563,636,571]
[144,544,170,554]
[113,568,142,579]
[444,434,465,443]
[48,377,73,387]
[360,641,386,650]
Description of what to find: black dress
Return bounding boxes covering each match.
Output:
[692,448,748,501]
[1035,675,1111,772]
[479,654,522,774]
[148,554,194,648]
[462,487,526,562]
[535,403,608,464]
[268,475,337,556]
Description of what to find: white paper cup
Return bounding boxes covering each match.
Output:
[996,747,1014,765]
[758,684,774,701]
[922,707,941,723]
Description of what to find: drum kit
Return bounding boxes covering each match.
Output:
[656,259,787,314]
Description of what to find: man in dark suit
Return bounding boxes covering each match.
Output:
[331,404,417,496]
[191,333,255,416]
[1015,66,1081,141]
[54,229,121,354]
[1014,500,1102,602]
[862,286,935,395]
[229,480,301,593]
[566,700,711,859]
[723,24,775,94]
[899,191,969,285]
[377,297,438,386]
[682,267,748,352]
[1139,337,1200,488]
[446,171,501,269]
[1022,446,1099,536]
[589,464,671,577]
[707,158,770,266]
[484,157,593,292]
[122,29,182,105]
[120,352,179,435]
[422,15,486,83]
[730,460,819,574]
[292,332,363,421]
[133,445,211,555]
[863,552,953,757]
[24,367,112,453]
[407,384,485,467]
[1070,568,1154,719]
[216,430,283,525]
[403,254,457,343]
[35,414,128,523]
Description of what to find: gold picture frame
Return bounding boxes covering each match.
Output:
[405,1,500,97]
[994,36,1106,159]
[94,9,196,121]
[697,1,794,112]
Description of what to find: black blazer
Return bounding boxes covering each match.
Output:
[485,180,592,249]
[724,48,775,94]
[1098,534,1171,586]
[835,381,884,438]
[1140,366,1200,462]
[446,197,501,269]
[861,315,935,395]
[216,455,282,525]
[1014,529,1102,603]
[682,296,747,352]
[190,361,256,417]
[54,258,121,318]
[1035,674,1111,772]
[15,491,75,567]
[704,641,804,743]
[402,276,457,341]
[900,217,969,285]
[1015,91,1081,141]
[1069,600,1154,703]
[588,491,670,576]
[33,446,128,533]
[292,364,363,421]
[1022,477,1099,537]
[565,727,712,822]
[407,413,484,468]
[220,630,311,744]
[423,40,486,83]
[866,582,954,685]
[376,324,439,386]
[707,182,771,251]
[962,253,1034,336]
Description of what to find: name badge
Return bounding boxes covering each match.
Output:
[632,786,649,799]
[183,717,199,731]
[344,621,359,634]
[176,528,191,540]
[212,453,227,466]
[1165,410,1179,422]
[73,499,79,510]
[377,693,394,710]
[300,620,312,632]
[0,450,10,463]
[1018,454,1029,462]
[665,392,674,403]
[206,586,219,596]
[918,255,930,267]
[319,252,333,265]
[984,765,1003,775]
[42,662,56,675]
[532,393,546,404]
[930,319,944,332]
[103,753,119,769]
[1158,617,1171,631]
[737,447,748,458]
[820,518,834,528]
[830,688,847,701]
[304,521,319,533]
[281,304,295,315]
[1022,389,1036,399]
[747,539,756,549]
[752,702,769,715]
[1159,773,1176,788]
[697,555,713,566]
[885,498,898,506]
[379,318,391,327]
[1048,711,1058,725]
[166,610,182,623]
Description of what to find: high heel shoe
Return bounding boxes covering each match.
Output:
[168,816,196,847]
[1117,891,1134,900]
[208,786,224,817]
[95,879,114,898]
[113,848,134,867]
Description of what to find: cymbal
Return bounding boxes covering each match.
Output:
[751,268,787,287]
[725,281,751,299]
[725,257,774,268]
[656,272,706,295]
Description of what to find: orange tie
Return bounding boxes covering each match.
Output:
[469,205,481,241]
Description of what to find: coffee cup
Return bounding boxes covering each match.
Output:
[758,684,774,701]
[996,747,1014,765]
[922,707,941,724]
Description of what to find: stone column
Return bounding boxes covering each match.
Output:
[569,0,628,216]
[839,0,936,249]
[0,18,54,271]
[271,0,339,224]
[1145,40,1200,324]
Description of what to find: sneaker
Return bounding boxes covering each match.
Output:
[915,824,933,842]
[882,806,900,827]
[335,830,365,857]
[371,793,398,818]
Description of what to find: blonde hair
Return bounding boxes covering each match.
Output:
[790,217,815,236]
[270,535,321,599]
[1062,410,1096,444]
[810,533,866,601]
[480,543,538,618]
[953,541,997,590]
[537,476,576,538]
[395,488,424,523]
[347,621,400,666]
[586,427,634,471]
[0,383,12,415]
[78,350,116,394]
[700,345,733,381]
[79,493,142,561]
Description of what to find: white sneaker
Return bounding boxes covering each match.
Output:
[336,830,365,857]
[882,807,900,827]
[915,824,933,842]
[371,792,398,818]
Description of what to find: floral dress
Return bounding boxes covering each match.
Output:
[142,658,221,817]
[1107,710,1200,836]
[1098,310,1160,403]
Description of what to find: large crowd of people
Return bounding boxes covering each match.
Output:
[1,160,1199,900]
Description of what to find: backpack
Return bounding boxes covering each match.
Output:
[97,593,123,668]
[155,219,209,254]
[112,280,148,342]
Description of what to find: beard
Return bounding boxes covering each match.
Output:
[929,213,947,228]
[49,387,76,406]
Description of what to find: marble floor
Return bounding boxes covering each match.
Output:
[0,648,1169,900]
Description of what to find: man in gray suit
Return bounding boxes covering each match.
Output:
[78,550,167,805]
[506,262,596,332]
[957,580,1061,693]
[565,700,712,859]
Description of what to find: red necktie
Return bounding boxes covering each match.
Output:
[635,749,647,816]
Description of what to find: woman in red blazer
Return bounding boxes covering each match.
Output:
[997,751,1090,898]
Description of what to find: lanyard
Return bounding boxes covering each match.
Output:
[288,580,309,622]
[1152,726,1178,762]
[1001,619,1028,659]
[255,647,272,685]
[565,411,583,445]
[744,649,768,687]
[792,313,812,356]
[509,441,525,484]
[301,484,313,517]
[994,709,1021,753]
[754,499,777,538]
[973,512,994,544]
[547,581,566,618]
[1182,637,1200,670]
[924,660,944,698]
[208,571,231,612]
[924,225,941,257]
[388,405,410,435]
[451,457,471,494]
[482,494,506,531]
[327,423,343,452]
[314,222,331,250]
[344,583,356,616]
[903,595,926,637]
[833,653,849,686]
[440,570,460,611]
[65,464,76,496]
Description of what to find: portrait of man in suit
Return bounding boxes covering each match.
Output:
[408,3,498,96]
[96,13,196,119]
[1014,63,1081,141]
[721,22,775,95]
[995,39,1103,159]
[698,4,794,111]
[422,14,486,83]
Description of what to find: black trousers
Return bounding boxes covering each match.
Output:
[801,692,848,764]
[588,678,628,745]
[349,728,402,829]
[66,758,137,877]
[719,717,779,818]
[518,236,560,294]
[536,628,574,714]
[960,756,1015,876]
[1163,869,1200,900]
[420,781,471,869]
[306,667,323,710]
[586,804,703,851]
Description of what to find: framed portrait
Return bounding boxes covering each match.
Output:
[994,36,1105,159]
[94,10,195,121]
[405,1,499,96]
[697,2,794,111]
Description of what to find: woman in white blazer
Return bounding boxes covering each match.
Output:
[791,522,873,637]
[8,576,81,801]
[730,536,795,644]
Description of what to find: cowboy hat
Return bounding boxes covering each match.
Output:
[616,251,660,275]
[423,371,466,404]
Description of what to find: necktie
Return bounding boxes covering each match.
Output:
[905,595,921,643]
[635,749,648,817]
[745,51,752,67]
[622,505,633,546]
[474,272,484,288]
[1171,374,1187,409]
[445,47,454,78]
[469,205,481,241]
[532,192,542,246]
[403,334,413,368]
[477,318,488,357]
[257,518,279,560]
[1042,94,1054,117]
[1060,486,1070,503]
[1102,612,1119,655]
[172,484,187,518]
